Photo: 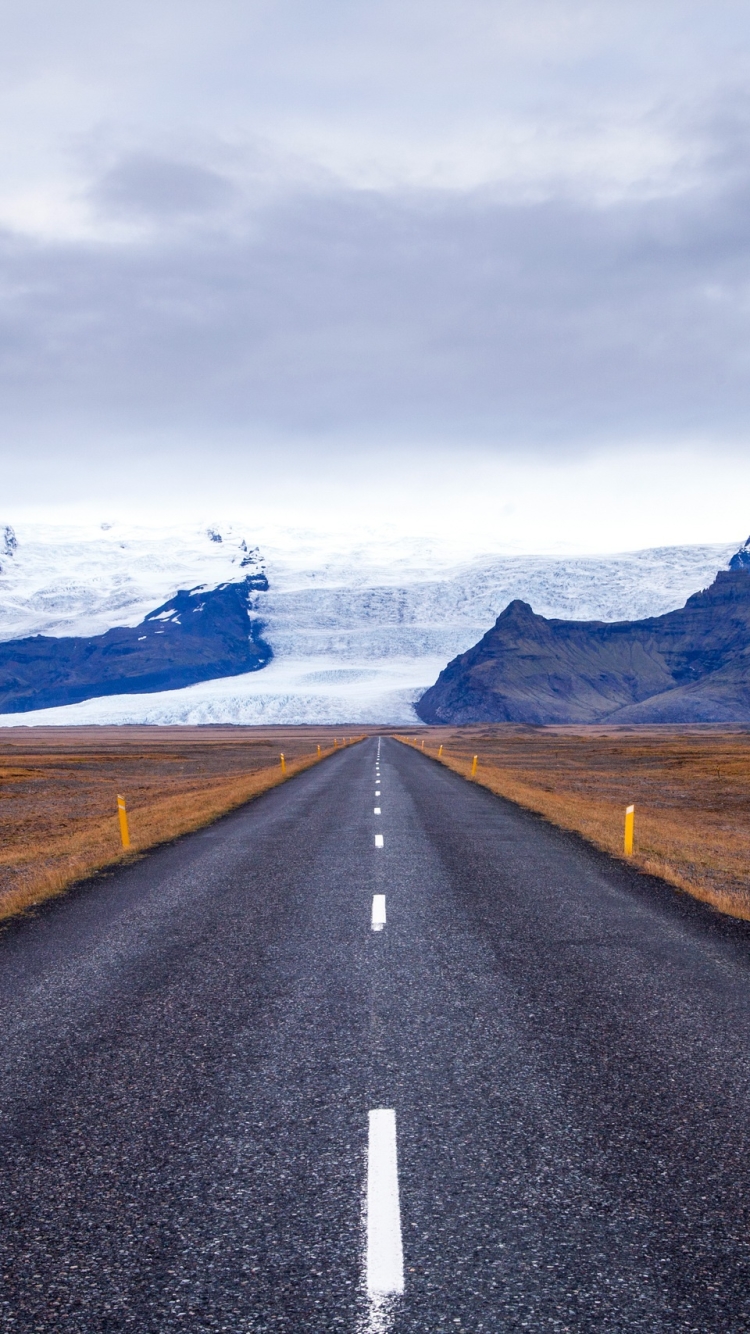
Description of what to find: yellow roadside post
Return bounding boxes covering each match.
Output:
[438,744,443,758]
[280,753,286,775]
[117,794,130,849]
[317,744,322,758]
[421,739,425,749]
[624,804,635,856]
[471,755,478,778]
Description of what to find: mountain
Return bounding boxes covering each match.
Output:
[730,536,750,570]
[416,544,750,725]
[0,577,270,714]
[0,519,742,724]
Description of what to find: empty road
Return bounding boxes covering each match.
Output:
[1,736,750,1332]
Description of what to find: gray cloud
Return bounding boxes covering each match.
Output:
[93,155,238,219]
[2,0,750,491]
[2,157,750,452]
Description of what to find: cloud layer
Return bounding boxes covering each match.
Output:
[1,0,750,504]
[3,169,750,446]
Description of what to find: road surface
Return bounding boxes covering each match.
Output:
[1,736,750,1332]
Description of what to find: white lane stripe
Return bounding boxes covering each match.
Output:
[371,894,386,930]
[375,834,384,848]
[374,807,381,815]
[367,1109,404,1295]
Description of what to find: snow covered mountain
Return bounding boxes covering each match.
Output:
[0,520,740,725]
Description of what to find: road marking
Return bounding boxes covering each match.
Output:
[371,894,386,931]
[367,1109,404,1296]
[375,790,380,797]
[375,834,384,848]
[374,806,381,814]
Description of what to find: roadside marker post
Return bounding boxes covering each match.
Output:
[471,755,478,778]
[438,744,443,758]
[317,744,322,758]
[624,804,635,856]
[280,753,286,775]
[117,794,130,849]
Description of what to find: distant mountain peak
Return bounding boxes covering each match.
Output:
[416,563,750,725]
[729,536,750,570]
[501,598,535,618]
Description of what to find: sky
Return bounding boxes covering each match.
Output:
[2,0,750,553]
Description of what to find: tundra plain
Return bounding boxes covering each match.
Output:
[0,726,367,922]
[3,724,750,928]
[403,726,750,920]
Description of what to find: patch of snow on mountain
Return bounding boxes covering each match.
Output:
[0,655,436,727]
[0,521,262,640]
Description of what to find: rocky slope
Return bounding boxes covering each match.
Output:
[416,541,750,725]
[0,577,270,713]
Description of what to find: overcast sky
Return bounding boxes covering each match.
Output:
[2,0,750,552]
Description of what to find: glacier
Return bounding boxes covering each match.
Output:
[0,520,740,726]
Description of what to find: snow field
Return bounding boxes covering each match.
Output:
[0,520,740,725]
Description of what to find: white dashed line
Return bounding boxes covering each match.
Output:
[374,807,381,815]
[375,834,384,848]
[366,1109,404,1296]
[371,894,386,931]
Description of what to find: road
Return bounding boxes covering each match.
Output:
[1,735,750,1332]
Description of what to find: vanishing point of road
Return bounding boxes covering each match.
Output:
[1,737,750,1332]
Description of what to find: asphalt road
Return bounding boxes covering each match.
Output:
[2,736,750,1332]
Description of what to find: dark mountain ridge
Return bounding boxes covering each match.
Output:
[416,544,750,725]
[0,575,271,714]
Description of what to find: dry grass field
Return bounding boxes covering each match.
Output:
[6,721,749,928]
[400,726,750,920]
[0,726,365,922]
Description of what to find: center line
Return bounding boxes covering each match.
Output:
[366,1109,404,1296]
[371,894,386,931]
[374,806,381,814]
[374,833,384,848]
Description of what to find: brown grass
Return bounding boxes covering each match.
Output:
[399,725,750,920]
[0,726,368,922]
